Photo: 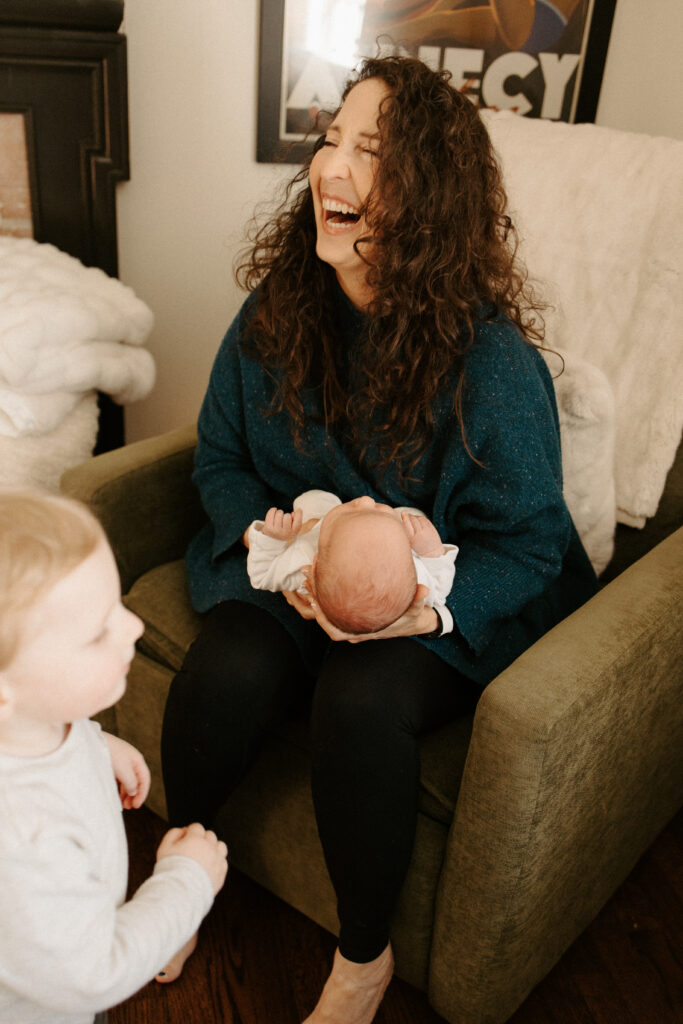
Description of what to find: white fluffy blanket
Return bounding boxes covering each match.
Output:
[0,392,99,492]
[0,237,155,437]
[547,349,616,576]
[483,110,683,528]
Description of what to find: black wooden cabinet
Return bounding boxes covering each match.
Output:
[0,0,129,450]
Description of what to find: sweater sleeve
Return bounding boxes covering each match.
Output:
[442,331,572,656]
[0,833,214,1017]
[193,311,275,561]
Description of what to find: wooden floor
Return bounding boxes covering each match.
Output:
[109,805,683,1024]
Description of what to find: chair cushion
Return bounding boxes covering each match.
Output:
[125,559,202,669]
[125,560,475,826]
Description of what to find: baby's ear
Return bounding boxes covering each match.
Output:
[0,679,15,721]
[400,512,414,536]
[303,557,318,597]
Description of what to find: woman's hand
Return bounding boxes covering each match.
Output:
[282,586,319,620]
[295,572,436,642]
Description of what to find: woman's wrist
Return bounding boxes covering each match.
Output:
[420,606,442,637]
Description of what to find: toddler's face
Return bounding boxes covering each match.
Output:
[4,539,143,728]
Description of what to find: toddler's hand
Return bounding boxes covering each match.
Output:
[104,733,151,810]
[157,823,228,896]
[263,506,303,541]
[402,513,444,558]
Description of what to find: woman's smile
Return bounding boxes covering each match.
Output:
[320,194,362,234]
[309,76,389,305]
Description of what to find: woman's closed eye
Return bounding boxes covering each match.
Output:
[321,136,377,158]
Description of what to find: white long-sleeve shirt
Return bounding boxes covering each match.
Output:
[247,489,458,633]
[0,719,214,1024]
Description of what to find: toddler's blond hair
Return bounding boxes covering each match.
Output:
[0,488,105,669]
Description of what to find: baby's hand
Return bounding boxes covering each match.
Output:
[156,823,228,896]
[104,733,151,810]
[402,514,445,558]
[262,506,303,542]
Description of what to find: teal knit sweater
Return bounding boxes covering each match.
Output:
[186,289,596,685]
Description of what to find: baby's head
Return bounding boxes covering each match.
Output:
[314,497,416,634]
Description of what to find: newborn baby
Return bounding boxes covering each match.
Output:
[246,490,457,635]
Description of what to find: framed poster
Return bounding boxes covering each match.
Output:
[257,0,617,162]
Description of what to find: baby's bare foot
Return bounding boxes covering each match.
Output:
[155,932,198,984]
[302,944,393,1024]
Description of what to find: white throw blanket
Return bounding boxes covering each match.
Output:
[0,392,99,491]
[483,110,683,528]
[0,236,155,437]
[546,349,616,576]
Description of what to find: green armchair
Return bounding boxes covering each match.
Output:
[61,424,683,1024]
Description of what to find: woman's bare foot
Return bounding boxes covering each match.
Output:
[303,944,394,1023]
[155,932,198,983]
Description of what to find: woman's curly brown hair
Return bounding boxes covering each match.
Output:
[236,55,546,477]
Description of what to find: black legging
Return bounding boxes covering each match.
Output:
[161,600,479,962]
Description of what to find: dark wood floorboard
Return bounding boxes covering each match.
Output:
[109,805,683,1024]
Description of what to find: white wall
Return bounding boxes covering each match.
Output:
[596,0,683,139]
[118,0,683,442]
[118,2,290,442]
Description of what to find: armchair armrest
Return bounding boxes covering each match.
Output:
[429,527,683,1024]
[60,424,203,593]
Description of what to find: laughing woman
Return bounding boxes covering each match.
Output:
[160,56,597,1023]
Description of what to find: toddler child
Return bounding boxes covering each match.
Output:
[0,488,228,1024]
[247,490,458,635]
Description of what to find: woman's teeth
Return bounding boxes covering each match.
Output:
[322,198,360,216]
[322,198,361,224]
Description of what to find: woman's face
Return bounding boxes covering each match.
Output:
[309,77,389,308]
